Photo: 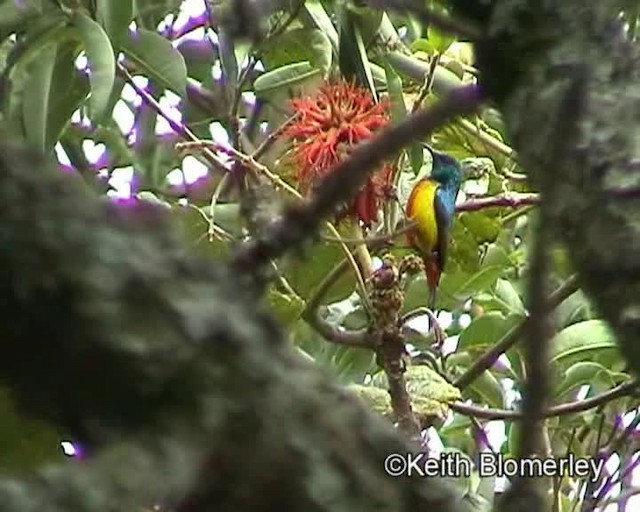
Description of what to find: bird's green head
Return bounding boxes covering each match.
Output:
[429,148,463,190]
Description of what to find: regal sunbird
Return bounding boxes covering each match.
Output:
[405,149,462,310]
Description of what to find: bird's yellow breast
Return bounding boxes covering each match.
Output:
[406,179,438,254]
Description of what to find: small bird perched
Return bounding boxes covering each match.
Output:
[405,148,463,311]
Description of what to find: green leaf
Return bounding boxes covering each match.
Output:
[0,387,62,474]
[466,369,505,409]
[292,321,375,384]
[21,43,56,151]
[438,265,504,307]
[3,15,69,125]
[254,61,321,97]
[282,240,356,304]
[122,28,187,96]
[262,28,332,76]
[267,288,305,327]
[428,25,456,54]
[554,289,592,329]
[133,0,183,29]
[174,205,234,260]
[302,0,339,53]
[550,320,618,367]
[22,41,88,151]
[493,278,525,315]
[338,10,377,100]
[458,311,521,350]
[96,0,133,45]
[554,362,611,400]
[382,59,406,124]
[0,0,43,39]
[74,13,115,120]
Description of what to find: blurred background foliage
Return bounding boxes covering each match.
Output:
[0,0,639,510]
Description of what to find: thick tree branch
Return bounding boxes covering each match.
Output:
[0,142,471,512]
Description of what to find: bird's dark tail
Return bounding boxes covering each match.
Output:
[424,258,440,331]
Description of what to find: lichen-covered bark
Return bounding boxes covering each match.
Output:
[455,1,640,374]
[0,143,471,511]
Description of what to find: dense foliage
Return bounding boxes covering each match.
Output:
[0,0,639,510]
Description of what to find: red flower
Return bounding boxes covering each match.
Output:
[284,81,394,226]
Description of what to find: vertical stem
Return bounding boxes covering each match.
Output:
[352,221,374,278]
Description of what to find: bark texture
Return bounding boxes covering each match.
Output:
[0,144,471,511]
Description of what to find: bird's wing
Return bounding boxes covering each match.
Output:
[433,190,452,274]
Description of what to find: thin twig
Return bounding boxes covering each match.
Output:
[450,380,639,420]
[117,64,229,174]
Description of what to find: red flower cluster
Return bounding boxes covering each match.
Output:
[284,81,394,226]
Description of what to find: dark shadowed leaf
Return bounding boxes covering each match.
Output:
[97,0,134,46]
[22,41,88,151]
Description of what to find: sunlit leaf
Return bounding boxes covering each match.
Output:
[550,320,618,367]
[254,61,322,97]
[122,28,187,96]
[74,13,115,120]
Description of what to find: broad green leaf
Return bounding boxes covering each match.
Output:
[21,43,56,151]
[0,0,43,39]
[428,25,456,54]
[122,28,187,96]
[22,41,88,151]
[482,243,512,268]
[3,15,69,124]
[382,59,406,124]
[410,38,433,54]
[338,9,377,100]
[460,212,501,243]
[74,13,115,120]
[458,311,521,350]
[292,321,375,383]
[343,308,368,330]
[385,51,463,95]
[262,28,332,76]
[550,320,618,367]
[554,289,592,329]
[282,240,356,304]
[253,61,321,97]
[97,0,133,45]
[554,362,611,400]
[133,0,183,28]
[465,369,505,408]
[267,288,305,327]
[348,2,383,46]
[438,265,504,306]
[174,205,235,260]
[493,278,525,315]
[302,0,339,53]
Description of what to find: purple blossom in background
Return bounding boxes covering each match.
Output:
[60,440,84,459]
